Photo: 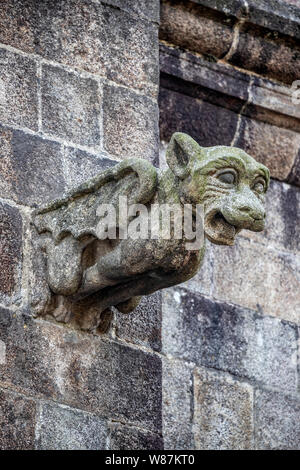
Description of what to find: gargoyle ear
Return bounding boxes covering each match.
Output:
[166,132,202,179]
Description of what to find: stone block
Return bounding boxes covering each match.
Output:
[229,22,300,85]
[181,241,214,296]
[0,309,162,432]
[162,357,194,450]
[199,297,298,393]
[193,367,254,450]
[160,0,234,59]
[0,0,158,96]
[159,87,239,146]
[162,287,298,392]
[255,389,300,450]
[160,43,250,104]
[36,401,108,450]
[103,84,159,161]
[162,288,202,363]
[41,65,100,146]
[235,116,300,181]
[192,0,250,20]
[213,238,300,324]
[0,126,65,206]
[195,0,300,40]
[101,0,160,22]
[289,149,300,187]
[283,0,300,6]
[0,203,22,302]
[0,48,38,130]
[246,0,300,41]
[114,292,162,352]
[163,422,194,451]
[249,75,300,122]
[109,423,163,450]
[64,147,117,189]
[0,387,36,450]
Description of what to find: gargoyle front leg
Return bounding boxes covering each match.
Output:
[76,239,162,298]
[45,235,83,296]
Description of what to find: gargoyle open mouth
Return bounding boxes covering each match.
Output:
[204,210,241,246]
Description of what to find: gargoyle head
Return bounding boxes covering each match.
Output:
[166,132,270,246]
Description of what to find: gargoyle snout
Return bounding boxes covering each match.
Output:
[222,188,266,232]
[238,205,266,221]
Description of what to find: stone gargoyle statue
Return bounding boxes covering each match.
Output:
[32,133,269,332]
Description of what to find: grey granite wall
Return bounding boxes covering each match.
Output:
[0,0,300,451]
[159,0,300,450]
[0,0,162,450]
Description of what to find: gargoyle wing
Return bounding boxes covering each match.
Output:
[33,158,158,242]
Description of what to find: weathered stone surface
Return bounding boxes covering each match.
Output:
[0,203,22,302]
[114,292,162,352]
[213,238,300,324]
[162,287,298,392]
[36,401,108,450]
[101,0,160,22]
[159,87,239,146]
[28,228,52,318]
[0,387,36,450]
[289,148,300,187]
[255,389,300,450]
[0,48,38,130]
[0,309,162,432]
[191,0,248,19]
[160,43,300,125]
[163,421,194,451]
[103,84,159,161]
[284,0,300,5]
[0,126,65,206]
[246,0,300,40]
[0,340,5,365]
[240,180,300,254]
[162,288,202,363]
[249,75,300,123]
[182,241,214,296]
[229,22,300,85]
[193,367,254,450]
[162,358,194,450]
[160,0,234,59]
[200,300,298,394]
[194,0,300,40]
[109,423,163,450]
[64,147,117,189]
[0,0,158,96]
[41,65,100,146]
[160,43,250,105]
[235,116,300,181]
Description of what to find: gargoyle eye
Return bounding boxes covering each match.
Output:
[253,179,266,194]
[217,171,236,185]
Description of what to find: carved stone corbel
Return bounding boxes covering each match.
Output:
[31,132,269,332]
